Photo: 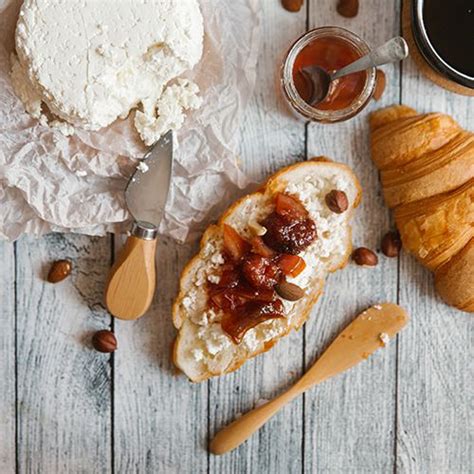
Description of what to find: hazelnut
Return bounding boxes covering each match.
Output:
[281,0,303,12]
[373,69,386,101]
[47,259,72,283]
[381,231,402,257]
[92,330,117,353]
[275,281,305,301]
[352,247,378,266]
[337,0,359,18]
[325,190,349,214]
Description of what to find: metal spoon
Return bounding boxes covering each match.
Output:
[302,36,409,106]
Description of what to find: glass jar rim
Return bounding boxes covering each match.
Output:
[281,26,376,123]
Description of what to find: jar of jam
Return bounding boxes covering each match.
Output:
[281,27,376,123]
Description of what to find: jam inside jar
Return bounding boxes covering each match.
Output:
[292,36,367,111]
[281,27,376,123]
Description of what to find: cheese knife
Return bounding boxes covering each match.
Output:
[105,130,173,320]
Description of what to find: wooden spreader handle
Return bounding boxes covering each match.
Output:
[105,235,157,320]
[210,303,409,455]
[210,385,301,455]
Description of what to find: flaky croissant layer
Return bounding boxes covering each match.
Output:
[370,105,474,312]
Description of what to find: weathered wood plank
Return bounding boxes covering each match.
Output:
[113,236,208,474]
[304,1,401,471]
[2,3,472,473]
[209,2,307,473]
[0,241,16,473]
[396,44,473,473]
[15,234,112,473]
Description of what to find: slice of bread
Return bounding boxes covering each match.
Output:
[172,158,361,382]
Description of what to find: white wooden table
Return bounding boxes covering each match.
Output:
[1,1,472,473]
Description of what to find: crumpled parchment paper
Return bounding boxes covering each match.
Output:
[0,0,261,241]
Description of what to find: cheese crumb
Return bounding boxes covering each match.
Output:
[205,327,232,355]
[210,253,225,266]
[50,120,75,137]
[379,332,390,346]
[182,295,195,312]
[134,79,203,146]
[243,329,260,352]
[137,161,149,173]
[207,274,220,284]
[191,348,204,362]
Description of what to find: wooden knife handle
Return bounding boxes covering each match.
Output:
[105,235,157,320]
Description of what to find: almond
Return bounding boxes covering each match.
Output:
[281,0,303,12]
[249,220,267,236]
[381,231,402,257]
[275,281,305,301]
[325,189,349,214]
[352,247,378,266]
[337,0,359,18]
[373,69,386,101]
[47,259,72,283]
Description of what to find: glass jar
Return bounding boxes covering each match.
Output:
[281,26,377,123]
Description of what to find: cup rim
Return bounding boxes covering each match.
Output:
[412,0,474,88]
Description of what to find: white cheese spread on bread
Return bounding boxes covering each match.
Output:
[11,0,203,144]
[188,174,352,357]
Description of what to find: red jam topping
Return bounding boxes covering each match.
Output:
[293,36,367,110]
[207,193,317,344]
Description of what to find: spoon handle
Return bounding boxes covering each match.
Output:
[331,36,409,81]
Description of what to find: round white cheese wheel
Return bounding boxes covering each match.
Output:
[12,0,203,142]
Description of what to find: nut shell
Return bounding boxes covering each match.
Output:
[373,69,387,101]
[325,190,349,214]
[352,247,378,266]
[281,0,303,12]
[275,281,305,301]
[381,231,402,257]
[337,0,359,18]
[92,330,117,353]
[47,259,72,283]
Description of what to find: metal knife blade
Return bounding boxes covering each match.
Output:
[125,130,173,229]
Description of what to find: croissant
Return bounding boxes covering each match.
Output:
[370,105,474,312]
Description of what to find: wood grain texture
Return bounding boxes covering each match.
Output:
[113,236,208,474]
[0,1,472,473]
[304,1,401,472]
[0,242,15,473]
[396,26,473,472]
[208,2,307,473]
[15,234,113,473]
